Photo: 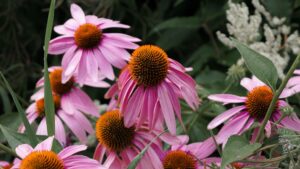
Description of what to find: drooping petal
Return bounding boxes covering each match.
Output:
[58,110,87,143]
[93,48,115,80]
[54,116,66,145]
[216,112,250,144]
[48,36,74,55]
[208,94,246,104]
[207,106,246,129]
[158,83,176,135]
[58,145,87,159]
[123,87,144,127]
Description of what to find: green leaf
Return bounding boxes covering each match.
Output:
[261,0,295,18]
[127,131,166,169]
[0,112,21,142]
[233,39,278,89]
[0,86,12,114]
[221,135,261,169]
[0,72,38,146]
[0,125,26,150]
[150,17,202,35]
[43,0,56,137]
[0,125,62,153]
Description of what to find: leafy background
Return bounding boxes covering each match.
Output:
[1,0,300,167]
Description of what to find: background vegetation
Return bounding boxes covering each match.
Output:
[2,0,300,167]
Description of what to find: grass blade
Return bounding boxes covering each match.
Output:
[0,72,38,146]
[43,0,56,136]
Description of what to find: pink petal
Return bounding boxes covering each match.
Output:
[48,36,74,55]
[123,87,144,127]
[36,117,48,135]
[103,33,141,42]
[86,51,98,82]
[54,25,74,35]
[158,83,176,135]
[64,49,82,77]
[70,4,86,24]
[71,88,99,117]
[207,105,246,129]
[54,116,66,145]
[58,110,87,143]
[58,145,87,159]
[34,136,54,151]
[15,144,33,158]
[61,94,77,115]
[93,48,115,80]
[64,18,80,30]
[208,94,246,104]
[102,35,139,49]
[188,137,216,159]
[280,115,300,132]
[99,45,127,69]
[99,21,129,29]
[62,46,77,73]
[216,112,250,144]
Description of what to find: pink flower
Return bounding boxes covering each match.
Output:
[12,137,105,169]
[286,69,300,94]
[116,45,199,134]
[21,66,105,145]
[0,161,13,169]
[93,109,183,169]
[48,3,140,84]
[160,136,216,169]
[208,76,300,144]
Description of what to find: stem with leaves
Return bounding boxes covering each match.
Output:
[255,54,300,142]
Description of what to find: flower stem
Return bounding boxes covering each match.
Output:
[0,143,18,157]
[255,54,300,143]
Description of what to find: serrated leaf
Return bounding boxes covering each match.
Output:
[0,72,38,146]
[233,39,278,89]
[43,0,56,137]
[221,135,261,169]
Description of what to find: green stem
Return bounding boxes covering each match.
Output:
[0,143,18,157]
[255,54,300,143]
[239,147,300,164]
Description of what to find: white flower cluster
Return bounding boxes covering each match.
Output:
[217,0,300,78]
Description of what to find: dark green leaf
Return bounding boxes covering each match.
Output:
[0,86,12,114]
[221,135,261,169]
[43,0,56,137]
[233,39,278,89]
[0,72,38,146]
[0,125,62,153]
[150,17,202,35]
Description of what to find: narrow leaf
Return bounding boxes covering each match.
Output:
[127,131,166,169]
[0,72,38,146]
[233,39,278,88]
[221,135,261,169]
[43,0,56,136]
[0,125,62,153]
[0,86,12,114]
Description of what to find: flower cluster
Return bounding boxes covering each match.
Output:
[3,2,300,169]
[217,0,300,79]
